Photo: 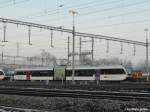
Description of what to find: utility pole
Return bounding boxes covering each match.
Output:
[28,26,32,45]
[50,30,54,48]
[1,51,3,64]
[67,36,70,65]
[69,10,77,84]
[0,45,5,64]
[91,37,94,65]
[16,42,20,57]
[144,28,149,82]
[106,39,109,53]
[79,37,82,64]
[2,22,8,42]
[40,49,45,66]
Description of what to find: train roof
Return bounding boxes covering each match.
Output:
[15,65,125,71]
[15,67,53,71]
[0,68,4,71]
[66,65,125,70]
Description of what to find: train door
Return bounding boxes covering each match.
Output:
[95,69,100,84]
[54,67,66,81]
[24,71,31,80]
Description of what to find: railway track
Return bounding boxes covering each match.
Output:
[0,81,150,92]
[0,106,44,112]
[0,87,150,101]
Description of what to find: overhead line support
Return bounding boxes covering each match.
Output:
[0,17,147,46]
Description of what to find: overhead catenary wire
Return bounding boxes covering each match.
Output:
[17,0,126,24]
[0,0,13,5]
[76,8,150,28]
[0,17,147,46]
[77,0,150,17]
[88,19,150,29]
[1,0,149,38]
[25,0,150,27]
[17,0,108,20]
[0,0,30,9]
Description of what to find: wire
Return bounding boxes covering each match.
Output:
[29,0,150,25]
[18,0,120,20]
[89,19,150,28]
[77,0,150,19]
[17,0,105,19]
[0,0,12,5]
[0,0,30,9]
[76,8,150,26]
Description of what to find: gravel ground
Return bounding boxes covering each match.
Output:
[0,94,149,112]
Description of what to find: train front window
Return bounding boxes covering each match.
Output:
[101,69,125,74]
[0,71,3,75]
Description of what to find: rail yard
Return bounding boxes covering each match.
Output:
[0,81,150,111]
[0,0,150,111]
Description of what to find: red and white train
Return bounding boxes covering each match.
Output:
[13,65,129,81]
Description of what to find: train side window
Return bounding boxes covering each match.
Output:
[31,70,53,76]
[75,70,79,76]
[16,71,24,75]
[66,70,72,76]
[31,71,37,76]
[75,69,94,76]
[40,70,52,76]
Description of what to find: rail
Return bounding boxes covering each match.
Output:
[0,87,150,101]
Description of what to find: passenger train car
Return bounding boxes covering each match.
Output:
[66,66,128,81]
[0,69,6,80]
[13,65,128,81]
[14,68,54,80]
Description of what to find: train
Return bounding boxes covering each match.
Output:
[0,65,144,82]
[13,65,129,82]
[0,69,5,80]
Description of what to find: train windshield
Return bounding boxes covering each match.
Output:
[100,69,126,74]
[0,71,4,75]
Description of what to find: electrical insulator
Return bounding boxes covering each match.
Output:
[28,26,32,45]
[133,44,136,56]
[120,42,123,54]
[60,26,63,35]
[16,24,19,28]
[39,28,42,32]
[106,40,109,53]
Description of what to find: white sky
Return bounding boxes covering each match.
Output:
[0,0,150,65]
